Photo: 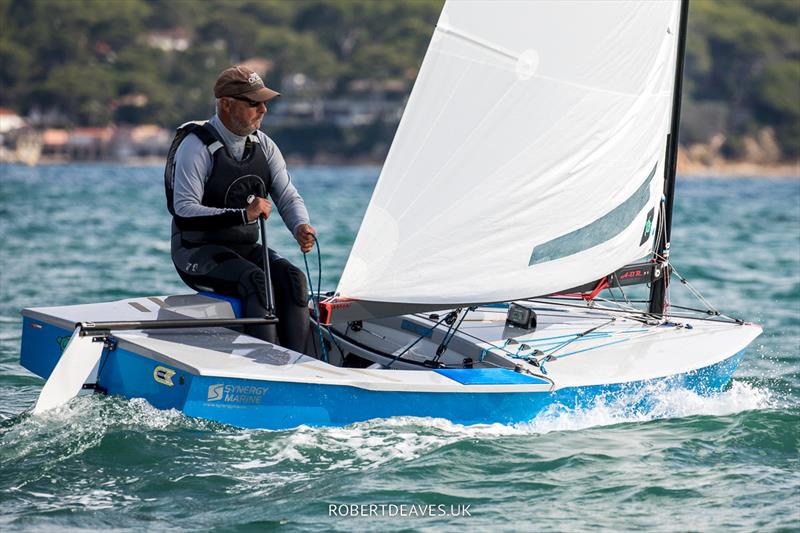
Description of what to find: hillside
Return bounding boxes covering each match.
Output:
[1,0,797,165]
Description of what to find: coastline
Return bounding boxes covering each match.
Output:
[9,155,800,179]
[676,160,800,178]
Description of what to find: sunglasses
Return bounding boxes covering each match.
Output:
[230,96,266,108]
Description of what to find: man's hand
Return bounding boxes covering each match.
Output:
[246,196,272,223]
[294,223,316,253]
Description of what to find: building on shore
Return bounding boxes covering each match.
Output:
[0,108,42,166]
[35,125,172,164]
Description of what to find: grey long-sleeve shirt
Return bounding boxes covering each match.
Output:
[172,114,310,235]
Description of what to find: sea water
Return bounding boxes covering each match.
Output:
[0,165,797,531]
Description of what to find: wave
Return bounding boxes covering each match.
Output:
[1,379,779,481]
[518,379,776,433]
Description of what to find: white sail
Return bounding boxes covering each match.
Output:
[333,0,682,317]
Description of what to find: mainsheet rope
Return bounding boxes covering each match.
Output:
[303,235,329,362]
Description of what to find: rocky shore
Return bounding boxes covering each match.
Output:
[676,128,798,178]
[676,159,799,178]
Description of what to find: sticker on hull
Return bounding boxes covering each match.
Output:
[206,383,268,405]
[153,366,176,386]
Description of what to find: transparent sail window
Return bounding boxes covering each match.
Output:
[529,164,657,266]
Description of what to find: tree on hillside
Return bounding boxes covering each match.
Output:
[0,0,796,160]
[685,0,799,158]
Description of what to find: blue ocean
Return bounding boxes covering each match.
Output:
[1,164,798,531]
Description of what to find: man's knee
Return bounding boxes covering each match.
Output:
[238,267,268,309]
[272,258,308,307]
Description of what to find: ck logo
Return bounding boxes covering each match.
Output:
[153,366,176,387]
[247,73,262,85]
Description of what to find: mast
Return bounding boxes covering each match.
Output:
[649,0,690,315]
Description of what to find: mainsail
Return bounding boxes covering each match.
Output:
[328,0,683,322]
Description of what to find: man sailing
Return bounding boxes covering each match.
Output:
[164,65,316,352]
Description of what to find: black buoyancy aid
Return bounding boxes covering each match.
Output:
[164,122,272,246]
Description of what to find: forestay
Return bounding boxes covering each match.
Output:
[333,0,682,319]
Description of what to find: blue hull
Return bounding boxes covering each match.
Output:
[20,317,745,430]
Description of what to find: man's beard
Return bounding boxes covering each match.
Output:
[231,113,260,135]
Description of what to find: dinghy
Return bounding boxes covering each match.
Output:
[20,0,761,430]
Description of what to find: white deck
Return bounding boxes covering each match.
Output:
[23,294,761,394]
[23,295,552,393]
[329,302,762,388]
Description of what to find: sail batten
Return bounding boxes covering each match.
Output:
[436,23,518,61]
[333,0,682,321]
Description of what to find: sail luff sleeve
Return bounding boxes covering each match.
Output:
[650,0,690,315]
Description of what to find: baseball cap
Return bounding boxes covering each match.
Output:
[213,66,280,102]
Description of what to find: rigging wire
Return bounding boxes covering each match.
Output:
[524,297,740,324]
[669,264,722,316]
[432,307,473,363]
[608,272,633,308]
[467,316,622,374]
[385,312,454,368]
[541,317,616,360]
[668,303,724,315]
